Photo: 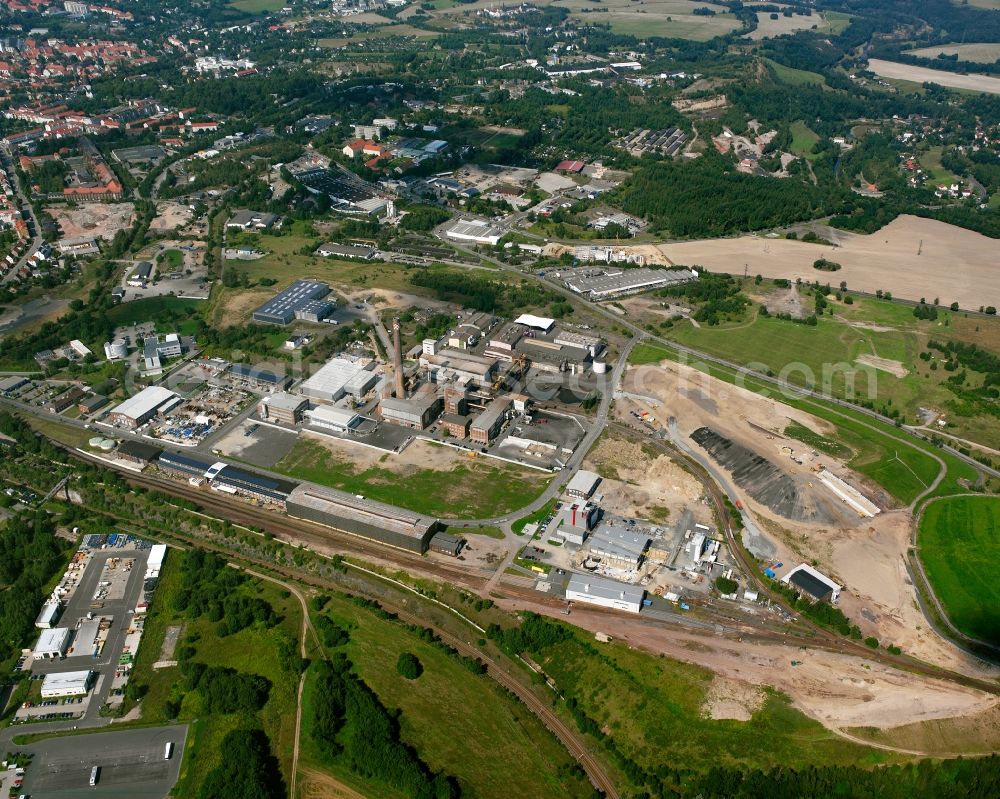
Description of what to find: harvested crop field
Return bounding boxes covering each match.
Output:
[866,58,1000,95]
[642,215,1000,311]
[904,43,1000,63]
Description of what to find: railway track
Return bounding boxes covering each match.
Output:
[98,485,621,797]
[609,421,1000,694]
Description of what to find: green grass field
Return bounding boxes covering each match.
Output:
[124,555,302,796]
[766,58,825,86]
[157,248,184,271]
[299,595,595,799]
[789,121,821,159]
[918,495,1000,644]
[919,145,961,185]
[783,421,852,459]
[106,296,204,327]
[275,438,549,518]
[659,288,1000,453]
[229,0,284,12]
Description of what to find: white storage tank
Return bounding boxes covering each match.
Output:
[592,360,607,374]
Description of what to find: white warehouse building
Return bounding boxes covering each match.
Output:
[298,357,376,403]
[565,573,645,614]
[41,670,93,699]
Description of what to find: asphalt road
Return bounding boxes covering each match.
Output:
[19,725,188,799]
[0,145,44,286]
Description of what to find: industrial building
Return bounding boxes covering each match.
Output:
[286,484,441,553]
[35,600,62,629]
[228,363,291,392]
[126,261,152,287]
[470,397,511,445]
[554,501,600,545]
[317,242,377,260]
[226,209,279,231]
[380,393,442,430]
[116,440,163,466]
[78,394,108,415]
[566,470,601,499]
[212,465,295,504]
[420,348,498,386]
[560,266,697,300]
[445,218,503,246]
[157,450,213,478]
[258,392,308,425]
[304,405,363,433]
[428,532,464,557]
[299,356,376,403]
[565,573,645,614]
[587,527,650,570]
[447,312,494,350]
[41,670,93,699]
[106,386,182,428]
[439,412,472,439]
[0,375,28,394]
[782,564,842,602]
[34,627,71,659]
[142,332,189,371]
[251,280,333,326]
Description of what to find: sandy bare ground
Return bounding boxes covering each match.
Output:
[624,359,1000,679]
[48,202,135,240]
[855,353,908,378]
[868,58,1000,95]
[150,201,193,231]
[300,435,466,474]
[501,596,999,734]
[622,215,1000,310]
[702,675,766,721]
[584,436,713,526]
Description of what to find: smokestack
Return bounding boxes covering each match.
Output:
[392,317,405,399]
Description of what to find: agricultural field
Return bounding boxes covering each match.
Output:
[650,215,1000,312]
[918,495,1000,645]
[904,42,1000,63]
[274,437,550,518]
[746,10,842,41]
[866,59,1000,96]
[300,594,596,799]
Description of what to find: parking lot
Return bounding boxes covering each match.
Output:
[24,537,154,726]
[20,725,187,799]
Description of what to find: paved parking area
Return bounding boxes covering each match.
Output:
[20,725,187,799]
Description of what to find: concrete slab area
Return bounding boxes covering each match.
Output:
[20,724,188,799]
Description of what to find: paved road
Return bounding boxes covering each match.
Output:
[0,145,44,285]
